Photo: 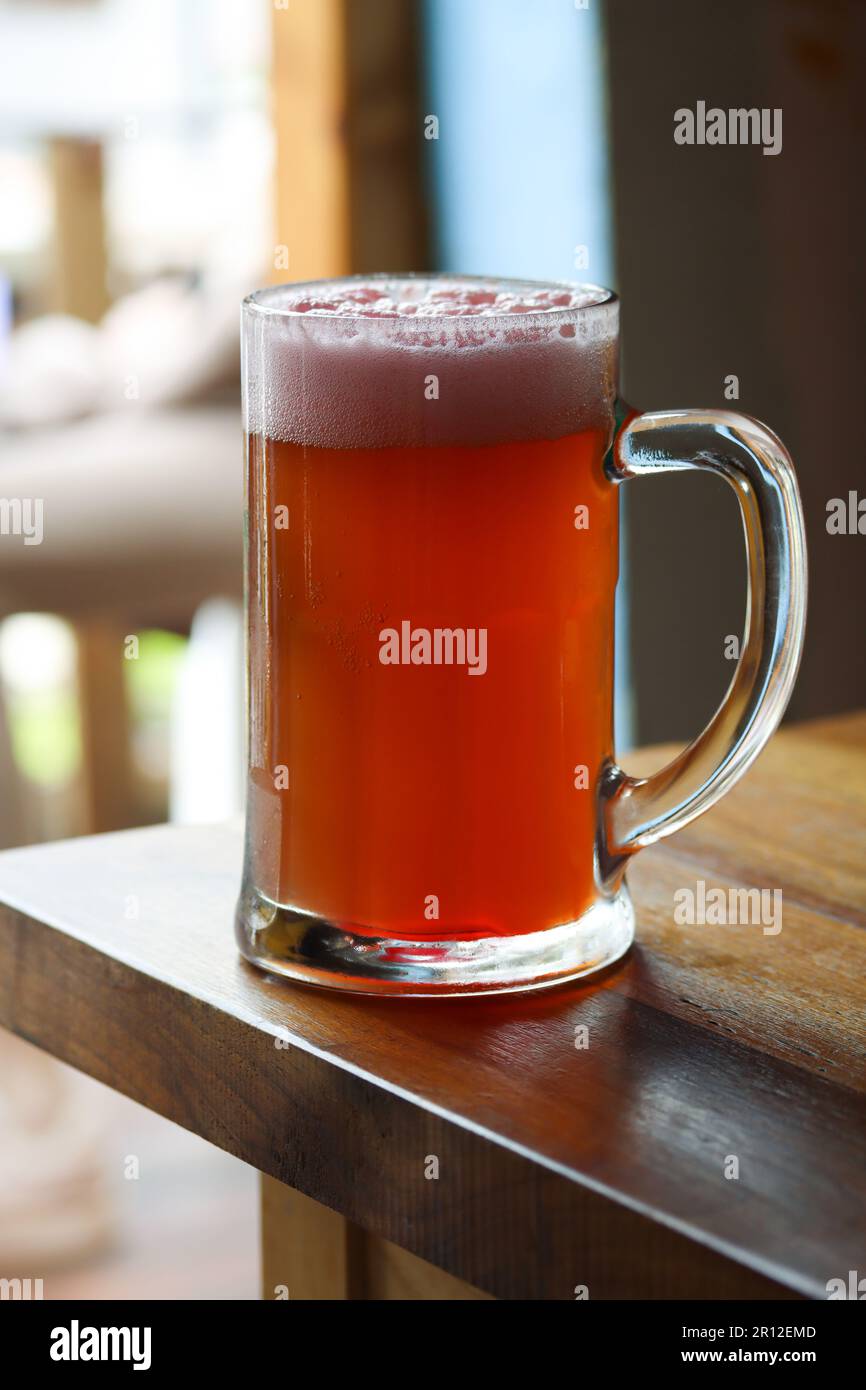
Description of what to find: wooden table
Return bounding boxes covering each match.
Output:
[0,712,864,1301]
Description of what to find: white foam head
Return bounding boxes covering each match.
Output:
[242,274,618,448]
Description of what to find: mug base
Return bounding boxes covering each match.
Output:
[235,885,635,996]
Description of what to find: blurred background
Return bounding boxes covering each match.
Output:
[0,0,863,1299]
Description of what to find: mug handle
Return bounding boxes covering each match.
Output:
[598,407,808,885]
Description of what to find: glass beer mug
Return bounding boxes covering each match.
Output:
[236,275,807,995]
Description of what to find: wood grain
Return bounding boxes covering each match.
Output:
[270,0,428,283]
[74,619,137,834]
[624,712,866,927]
[0,715,864,1299]
[48,137,109,323]
[270,0,350,280]
[260,1176,489,1300]
[360,1224,492,1301]
[261,1176,365,1301]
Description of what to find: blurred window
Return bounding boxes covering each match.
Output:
[0,0,273,310]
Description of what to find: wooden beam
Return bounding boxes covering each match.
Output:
[270,0,428,282]
[260,1174,491,1300]
[361,1228,492,1300]
[74,619,136,833]
[270,0,351,281]
[47,137,109,323]
[261,1175,365,1300]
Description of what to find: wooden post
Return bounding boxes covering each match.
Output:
[270,0,352,281]
[260,1174,491,1300]
[269,0,429,283]
[260,1176,366,1300]
[47,137,109,323]
[75,620,136,834]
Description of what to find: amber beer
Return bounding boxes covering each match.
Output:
[237,275,808,992]
[242,277,618,943]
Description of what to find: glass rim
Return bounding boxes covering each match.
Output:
[243,272,618,325]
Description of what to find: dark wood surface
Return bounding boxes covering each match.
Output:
[1,713,864,1300]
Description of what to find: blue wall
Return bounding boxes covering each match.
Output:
[423,0,614,290]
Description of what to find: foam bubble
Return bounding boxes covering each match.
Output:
[243,276,618,448]
[277,281,605,320]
